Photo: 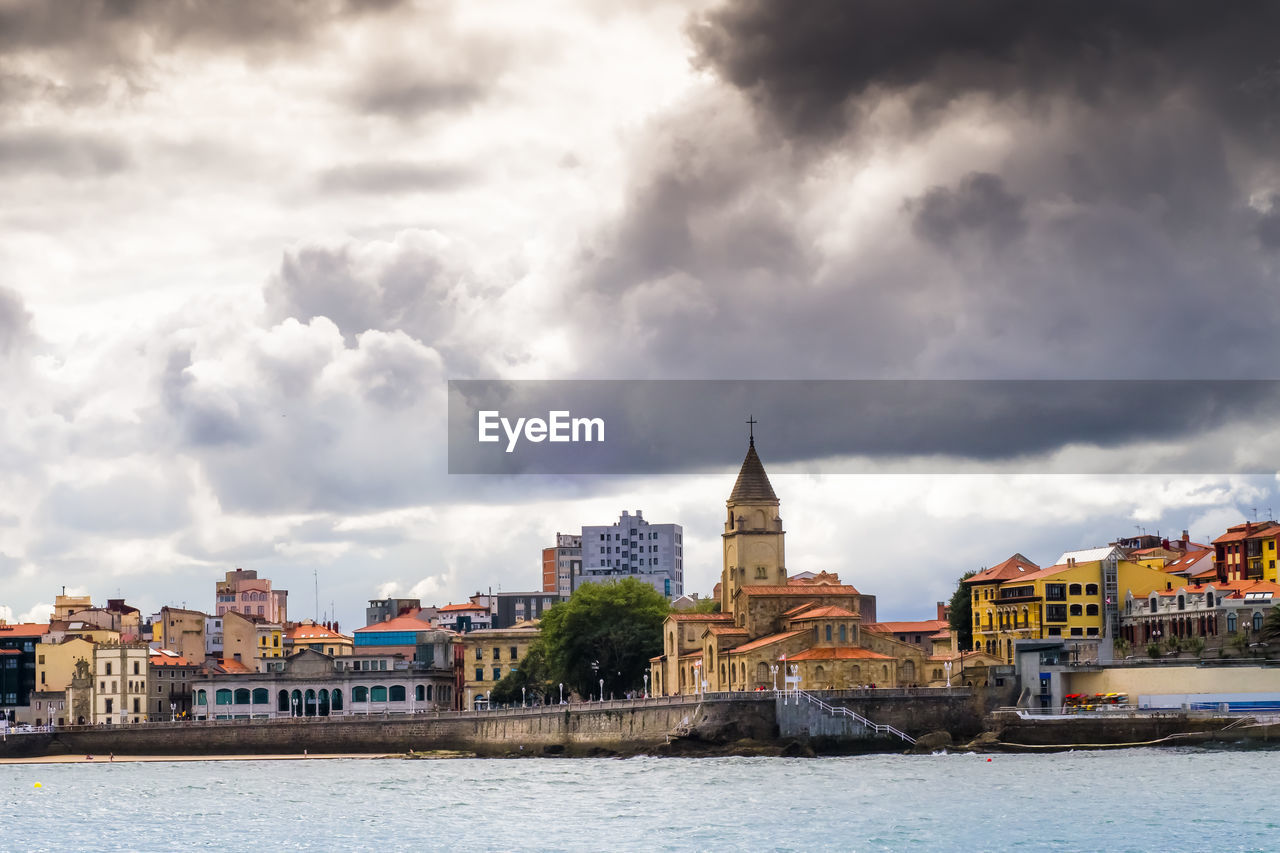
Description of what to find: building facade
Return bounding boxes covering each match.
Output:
[461,623,541,708]
[152,606,208,664]
[581,510,683,598]
[542,533,582,597]
[93,642,150,724]
[365,598,422,627]
[1213,520,1280,583]
[0,622,47,719]
[214,568,288,622]
[192,648,455,719]
[285,620,353,657]
[148,649,200,720]
[491,592,566,629]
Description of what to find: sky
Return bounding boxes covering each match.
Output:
[2,0,1279,630]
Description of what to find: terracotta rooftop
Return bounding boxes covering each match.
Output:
[354,613,434,633]
[790,605,859,621]
[438,602,489,612]
[667,613,734,622]
[0,623,50,637]
[728,439,778,505]
[729,630,805,653]
[149,650,191,666]
[785,647,892,661]
[707,626,750,635]
[966,553,1040,584]
[866,620,947,634]
[286,622,349,641]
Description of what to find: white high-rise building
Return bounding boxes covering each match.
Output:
[580,510,683,598]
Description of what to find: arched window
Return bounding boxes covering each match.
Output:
[196,690,207,706]
[1206,592,1215,607]
[1227,612,1238,632]
[1085,584,1099,596]
[668,632,674,653]
[1085,604,1099,616]
[1069,604,1083,616]
[318,689,330,716]
[1254,612,1265,632]
[215,689,232,705]
[814,665,826,685]
[1068,584,1082,596]
[1177,595,1186,611]
[371,686,388,702]
[1149,597,1158,613]
[825,624,833,642]
[756,661,768,684]
[277,690,289,711]
[719,663,726,684]
[839,624,847,643]
[390,685,406,702]
[415,685,425,701]
[252,688,269,704]
[331,689,343,711]
[900,660,915,683]
[426,685,433,701]
[353,686,368,702]
[233,688,251,704]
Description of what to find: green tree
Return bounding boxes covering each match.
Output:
[1262,606,1280,645]
[540,578,669,700]
[690,597,721,614]
[1186,636,1205,658]
[489,640,552,706]
[948,571,977,651]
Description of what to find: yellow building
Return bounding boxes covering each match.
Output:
[969,546,1179,663]
[461,622,540,708]
[285,620,353,656]
[652,435,930,696]
[152,606,208,664]
[35,637,96,694]
[221,610,284,670]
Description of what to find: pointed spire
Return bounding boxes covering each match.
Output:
[729,438,778,505]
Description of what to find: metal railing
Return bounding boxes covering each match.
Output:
[788,690,916,744]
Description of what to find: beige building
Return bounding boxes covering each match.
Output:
[93,642,150,724]
[461,622,540,708]
[221,610,284,670]
[652,436,932,696]
[152,606,208,664]
[35,637,96,694]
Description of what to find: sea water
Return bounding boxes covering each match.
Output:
[3,748,1277,851]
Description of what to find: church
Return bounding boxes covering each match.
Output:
[650,433,966,695]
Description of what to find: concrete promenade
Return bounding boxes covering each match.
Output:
[0,688,991,759]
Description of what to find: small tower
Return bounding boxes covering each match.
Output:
[720,422,786,611]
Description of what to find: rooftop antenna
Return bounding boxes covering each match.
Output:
[1252,507,1259,521]
[314,569,319,622]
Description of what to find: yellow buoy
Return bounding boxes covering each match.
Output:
[33,782,42,788]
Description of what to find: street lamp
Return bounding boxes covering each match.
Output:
[599,679,605,702]
[590,660,599,700]
[643,673,649,699]
[944,660,952,689]
[170,703,176,723]
[521,686,527,707]
[770,664,779,692]
[559,682,564,704]
[292,697,299,718]
[692,661,702,696]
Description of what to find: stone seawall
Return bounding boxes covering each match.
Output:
[0,690,992,759]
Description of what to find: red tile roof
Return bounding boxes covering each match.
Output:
[966,554,1040,584]
[707,626,749,635]
[728,630,805,653]
[667,613,734,622]
[438,602,488,612]
[286,622,349,641]
[0,623,50,637]
[790,605,859,621]
[865,620,947,633]
[149,652,191,666]
[785,647,892,661]
[1214,521,1280,544]
[354,613,434,633]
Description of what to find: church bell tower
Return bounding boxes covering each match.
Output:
[720,423,786,611]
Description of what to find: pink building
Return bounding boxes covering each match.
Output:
[215,568,288,623]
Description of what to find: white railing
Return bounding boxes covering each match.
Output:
[788,690,916,744]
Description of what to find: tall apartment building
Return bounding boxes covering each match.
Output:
[366,598,422,627]
[580,510,683,598]
[215,568,288,623]
[542,533,582,597]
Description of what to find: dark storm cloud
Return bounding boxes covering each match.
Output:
[1257,195,1280,250]
[0,129,131,176]
[160,349,261,448]
[907,172,1026,249]
[688,0,1280,141]
[316,161,474,195]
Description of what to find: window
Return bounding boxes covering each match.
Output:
[1177,595,1185,611]
[510,646,518,660]
[492,647,500,660]
[1085,604,1099,616]
[1149,597,1158,613]
[215,689,232,705]
[1254,612,1265,632]
[1045,584,1066,602]
[825,624,832,642]
[475,647,482,660]
[389,686,406,702]
[370,686,387,702]
[253,688,269,704]
[1085,584,1099,596]
[839,624,847,643]
[1207,593,1215,607]
[106,662,113,675]
[475,668,483,682]
[415,685,425,701]
[492,667,502,680]
[1069,627,1083,637]
[1068,584,1082,596]
[1045,604,1067,623]
[1069,604,1082,616]
[1228,612,1238,632]
[133,661,140,675]
[353,686,368,702]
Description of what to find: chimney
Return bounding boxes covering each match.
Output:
[1162,538,1170,550]
[936,601,947,620]
[1182,530,1190,543]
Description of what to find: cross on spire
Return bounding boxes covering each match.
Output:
[746,415,757,445]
